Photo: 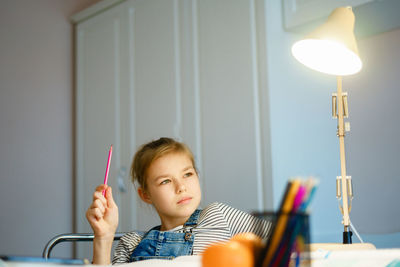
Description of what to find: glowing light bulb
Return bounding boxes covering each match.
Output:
[292,39,362,76]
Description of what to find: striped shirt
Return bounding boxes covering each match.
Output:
[112,202,272,264]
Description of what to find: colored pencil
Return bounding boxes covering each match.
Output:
[102,145,113,196]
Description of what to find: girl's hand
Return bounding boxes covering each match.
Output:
[86,184,119,241]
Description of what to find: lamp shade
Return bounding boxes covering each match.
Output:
[292,7,362,76]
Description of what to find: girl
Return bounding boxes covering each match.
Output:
[86,137,271,265]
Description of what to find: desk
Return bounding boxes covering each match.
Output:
[1,250,400,267]
[310,249,400,267]
[309,242,377,251]
[0,257,201,267]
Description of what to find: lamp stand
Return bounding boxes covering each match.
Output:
[335,76,352,244]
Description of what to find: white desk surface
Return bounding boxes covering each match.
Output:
[310,248,400,267]
[0,256,201,267]
[1,249,400,267]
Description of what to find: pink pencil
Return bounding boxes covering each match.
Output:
[102,145,113,196]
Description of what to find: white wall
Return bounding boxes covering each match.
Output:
[346,28,400,246]
[265,1,400,247]
[0,0,101,258]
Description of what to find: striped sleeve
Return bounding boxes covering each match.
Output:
[216,202,272,240]
[112,232,143,265]
[191,203,232,254]
[191,202,273,254]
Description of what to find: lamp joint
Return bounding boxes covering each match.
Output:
[332,92,349,119]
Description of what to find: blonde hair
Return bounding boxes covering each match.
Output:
[131,137,197,191]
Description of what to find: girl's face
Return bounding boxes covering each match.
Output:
[139,152,201,230]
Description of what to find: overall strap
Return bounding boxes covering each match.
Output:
[184,209,202,226]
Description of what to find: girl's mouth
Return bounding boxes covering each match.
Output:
[177,197,192,204]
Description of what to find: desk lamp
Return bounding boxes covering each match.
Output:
[291,6,362,244]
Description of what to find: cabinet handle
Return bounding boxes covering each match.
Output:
[117,166,127,193]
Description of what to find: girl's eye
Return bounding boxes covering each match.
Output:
[160,179,171,185]
[183,172,193,178]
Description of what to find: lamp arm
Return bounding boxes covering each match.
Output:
[336,76,352,243]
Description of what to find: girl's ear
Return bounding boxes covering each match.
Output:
[138,187,152,204]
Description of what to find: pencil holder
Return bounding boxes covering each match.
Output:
[252,211,310,267]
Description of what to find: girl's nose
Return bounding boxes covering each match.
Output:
[176,182,186,193]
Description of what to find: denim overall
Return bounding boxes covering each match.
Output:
[130,209,201,262]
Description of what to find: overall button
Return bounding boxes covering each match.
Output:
[184,232,192,241]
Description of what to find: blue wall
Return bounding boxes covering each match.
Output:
[265,1,400,248]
